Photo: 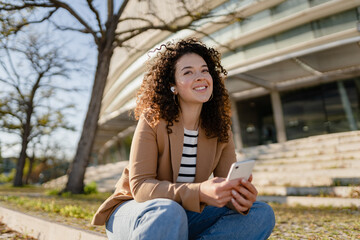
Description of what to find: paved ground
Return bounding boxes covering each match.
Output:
[0,206,106,240]
[0,221,36,240]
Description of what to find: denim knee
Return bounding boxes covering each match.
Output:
[262,202,276,229]
[254,201,276,234]
[137,198,188,239]
[151,198,188,223]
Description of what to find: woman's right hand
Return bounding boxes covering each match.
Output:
[199,177,242,207]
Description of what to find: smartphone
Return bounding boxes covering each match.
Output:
[226,159,255,181]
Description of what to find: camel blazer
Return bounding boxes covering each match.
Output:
[91,114,236,226]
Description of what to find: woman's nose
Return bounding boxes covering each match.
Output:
[194,71,204,81]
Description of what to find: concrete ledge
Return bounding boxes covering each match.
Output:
[0,205,106,240]
[257,186,360,198]
[258,196,360,208]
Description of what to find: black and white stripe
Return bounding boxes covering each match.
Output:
[176,128,198,183]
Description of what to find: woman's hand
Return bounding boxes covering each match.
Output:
[199,177,243,208]
[230,174,258,213]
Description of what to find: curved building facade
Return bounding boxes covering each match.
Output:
[94,0,360,164]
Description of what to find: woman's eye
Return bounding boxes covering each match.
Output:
[184,71,192,75]
[202,69,209,73]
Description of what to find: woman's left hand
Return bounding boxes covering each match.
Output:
[230,174,258,213]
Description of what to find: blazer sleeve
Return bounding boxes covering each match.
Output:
[213,130,237,178]
[128,116,203,213]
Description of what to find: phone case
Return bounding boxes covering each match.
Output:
[226,160,255,181]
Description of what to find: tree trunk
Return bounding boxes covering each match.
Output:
[64,44,114,194]
[13,108,33,187]
[13,125,31,186]
[13,141,28,186]
[25,153,35,184]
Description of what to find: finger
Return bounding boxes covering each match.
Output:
[231,189,253,209]
[231,197,248,213]
[237,187,257,203]
[233,182,257,202]
[216,190,232,200]
[213,195,232,208]
[248,174,253,182]
[224,178,242,188]
[233,184,256,199]
[220,196,233,206]
[240,179,258,196]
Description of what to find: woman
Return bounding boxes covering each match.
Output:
[92,38,275,239]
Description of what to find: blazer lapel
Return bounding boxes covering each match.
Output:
[169,118,184,182]
[195,127,217,182]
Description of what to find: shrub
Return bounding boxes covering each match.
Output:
[0,169,15,183]
[84,181,98,194]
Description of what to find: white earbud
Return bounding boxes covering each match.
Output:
[170,86,175,93]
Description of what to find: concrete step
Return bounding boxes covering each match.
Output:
[252,168,360,187]
[43,161,128,192]
[257,186,360,198]
[253,144,360,161]
[241,131,360,159]
[253,159,360,172]
[252,151,360,165]
[257,195,360,208]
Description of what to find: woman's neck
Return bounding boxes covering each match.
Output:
[180,104,202,130]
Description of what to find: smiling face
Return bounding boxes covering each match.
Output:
[174,53,213,110]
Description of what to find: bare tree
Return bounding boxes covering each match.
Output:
[0,32,78,186]
[0,0,243,193]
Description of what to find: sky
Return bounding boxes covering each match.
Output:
[0,2,103,159]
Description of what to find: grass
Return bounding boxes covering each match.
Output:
[270,204,360,240]
[0,185,359,239]
[0,184,111,235]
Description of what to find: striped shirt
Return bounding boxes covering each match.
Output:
[176,128,198,183]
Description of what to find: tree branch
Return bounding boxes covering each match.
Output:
[86,0,103,36]
[115,0,129,19]
[118,16,154,25]
[49,20,93,34]
[0,1,55,10]
[107,0,113,24]
[2,7,58,36]
[4,45,22,87]
[193,28,235,52]
[48,0,99,44]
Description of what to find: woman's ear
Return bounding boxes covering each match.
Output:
[170,86,176,93]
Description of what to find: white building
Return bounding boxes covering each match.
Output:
[93,0,360,164]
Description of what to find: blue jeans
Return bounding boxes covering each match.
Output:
[106,199,275,240]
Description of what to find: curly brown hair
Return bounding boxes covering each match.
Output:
[134,38,232,142]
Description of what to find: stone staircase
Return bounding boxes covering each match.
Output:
[43,161,128,192]
[239,130,360,202]
[44,131,360,206]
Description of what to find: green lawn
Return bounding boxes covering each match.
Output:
[270,204,360,240]
[0,185,359,239]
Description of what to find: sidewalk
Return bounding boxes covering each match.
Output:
[0,205,106,240]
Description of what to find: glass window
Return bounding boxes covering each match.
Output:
[312,9,358,38]
[243,37,276,59]
[274,23,314,48]
[271,0,309,21]
[205,22,242,47]
[236,95,276,147]
[281,78,360,140]
[241,10,272,33]
[343,79,360,130]
[309,0,332,7]
[281,85,327,140]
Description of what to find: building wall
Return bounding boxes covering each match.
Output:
[96,0,360,163]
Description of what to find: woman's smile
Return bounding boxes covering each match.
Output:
[174,53,213,108]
